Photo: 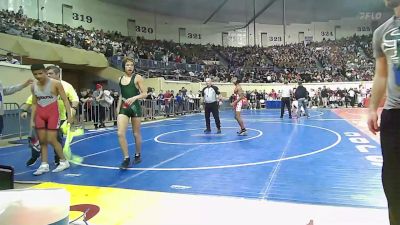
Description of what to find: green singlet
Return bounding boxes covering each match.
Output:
[119,75,142,117]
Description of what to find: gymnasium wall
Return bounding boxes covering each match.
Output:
[0,63,125,106]
[0,0,389,47]
[0,63,33,105]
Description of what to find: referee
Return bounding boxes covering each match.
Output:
[280,81,292,119]
[202,78,221,134]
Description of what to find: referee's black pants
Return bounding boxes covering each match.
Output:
[204,102,221,130]
[280,97,291,118]
[381,109,400,225]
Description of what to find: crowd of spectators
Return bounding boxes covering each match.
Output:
[213,34,373,84]
[0,9,217,66]
[237,84,370,112]
[1,8,375,84]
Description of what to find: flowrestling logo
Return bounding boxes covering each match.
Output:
[359,12,382,21]
[344,132,382,166]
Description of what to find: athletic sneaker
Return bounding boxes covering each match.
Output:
[236,129,245,134]
[238,129,247,136]
[120,157,130,169]
[54,155,60,166]
[26,149,40,166]
[26,156,39,166]
[33,163,49,176]
[204,129,211,134]
[52,160,70,172]
[30,140,41,152]
[134,155,142,164]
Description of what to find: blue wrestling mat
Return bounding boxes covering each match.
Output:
[0,109,385,208]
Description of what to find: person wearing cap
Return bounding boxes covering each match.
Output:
[5,53,20,65]
[92,83,106,128]
[294,82,309,118]
[280,81,292,119]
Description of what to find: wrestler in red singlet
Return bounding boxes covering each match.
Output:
[30,64,73,176]
[33,79,60,130]
[231,78,247,135]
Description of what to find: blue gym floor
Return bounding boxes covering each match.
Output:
[0,109,386,208]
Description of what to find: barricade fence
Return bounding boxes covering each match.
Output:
[77,98,202,128]
[2,103,23,139]
[2,92,370,140]
[1,98,215,140]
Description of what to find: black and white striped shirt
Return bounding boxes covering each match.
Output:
[202,86,220,103]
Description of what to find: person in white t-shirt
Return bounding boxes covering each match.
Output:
[348,88,356,107]
[186,90,195,111]
[359,86,367,107]
[280,81,292,119]
[308,89,315,108]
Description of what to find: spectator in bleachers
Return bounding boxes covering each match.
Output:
[5,53,20,65]
[0,9,375,84]
[17,6,23,17]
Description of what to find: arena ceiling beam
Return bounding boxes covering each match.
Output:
[240,0,279,29]
[203,0,229,24]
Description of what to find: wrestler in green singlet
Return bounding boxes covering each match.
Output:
[119,75,142,117]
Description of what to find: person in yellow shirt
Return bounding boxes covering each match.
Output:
[21,65,79,166]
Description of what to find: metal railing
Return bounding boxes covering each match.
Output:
[77,98,202,128]
[2,103,23,139]
[0,98,203,141]
[160,75,202,82]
